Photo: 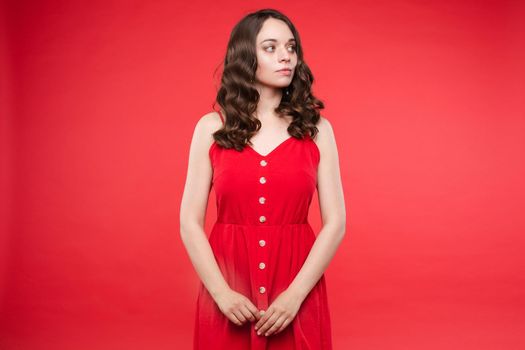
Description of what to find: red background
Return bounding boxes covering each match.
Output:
[1,1,524,349]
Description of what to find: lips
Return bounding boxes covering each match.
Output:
[276,68,292,72]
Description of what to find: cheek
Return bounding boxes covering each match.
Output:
[256,57,273,75]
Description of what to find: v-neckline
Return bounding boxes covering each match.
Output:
[246,136,294,158]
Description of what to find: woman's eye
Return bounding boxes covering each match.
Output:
[264,45,296,52]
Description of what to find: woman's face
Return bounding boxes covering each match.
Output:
[254,18,297,89]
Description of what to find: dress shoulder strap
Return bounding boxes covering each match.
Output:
[217,109,225,125]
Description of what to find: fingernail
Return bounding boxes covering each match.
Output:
[257,331,261,335]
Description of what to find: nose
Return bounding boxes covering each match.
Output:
[278,46,291,62]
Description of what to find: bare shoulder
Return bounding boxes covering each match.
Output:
[313,115,338,154]
[197,111,223,133]
[184,112,222,159]
[316,115,334,135]
[194,111,223,140]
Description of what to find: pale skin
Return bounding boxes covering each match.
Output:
[179,17,346,338]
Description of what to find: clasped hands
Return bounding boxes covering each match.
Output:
[214,287,304,337]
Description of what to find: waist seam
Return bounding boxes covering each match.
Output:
[215,221,310,226]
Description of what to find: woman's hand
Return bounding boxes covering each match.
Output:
[254,288,304,337]
[214,288,261,326]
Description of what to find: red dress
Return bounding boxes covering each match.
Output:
[193,110,332,349]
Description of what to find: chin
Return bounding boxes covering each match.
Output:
[259,80,292,90]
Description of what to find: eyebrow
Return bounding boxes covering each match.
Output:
[260,38,296,44]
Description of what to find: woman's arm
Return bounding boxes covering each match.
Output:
[179,113,230,300]
[287,116,347,300]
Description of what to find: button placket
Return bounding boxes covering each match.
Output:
[258,160,268,224]
[257,157,269,309]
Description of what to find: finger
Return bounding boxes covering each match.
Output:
[274,317,292,334]
[241,299,260,321]
[258,311,280,335]
[265,315,287,336]
[240,304,256,322]
[263,314,286,336]
[232,309,247,324]
[245,301,261,320]
[228,312,243,326]
[255,308,273,330]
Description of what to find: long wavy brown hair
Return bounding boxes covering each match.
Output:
[211,8,325,152]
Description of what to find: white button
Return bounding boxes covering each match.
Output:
[260,160,268,166]
[259,239,266,247]
[259,196,266,204]
[259,215,266,223]
[259,176,266,184]
[259,262,266,269]
[259,286,266,294]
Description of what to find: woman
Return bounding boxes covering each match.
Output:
[180,8,346,350]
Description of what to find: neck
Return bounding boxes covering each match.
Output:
[254,84,283,120]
